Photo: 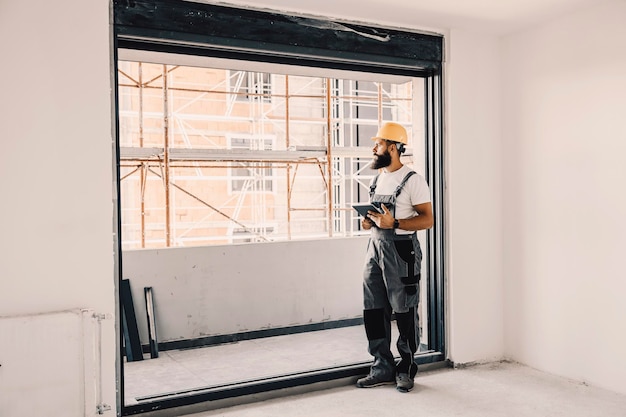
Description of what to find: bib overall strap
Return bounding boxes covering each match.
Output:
[394,171,417,198]
[369,174,380,200]
[370,170,415,199]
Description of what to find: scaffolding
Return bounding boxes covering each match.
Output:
[117,62,415,249]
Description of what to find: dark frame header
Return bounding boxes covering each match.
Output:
[113,0,443,76]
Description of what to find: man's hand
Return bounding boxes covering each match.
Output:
[367,204,395,229]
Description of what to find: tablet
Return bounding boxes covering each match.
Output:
[352,203,383,217]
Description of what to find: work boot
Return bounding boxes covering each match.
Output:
[395,373,414,392]
[356,373,395,388]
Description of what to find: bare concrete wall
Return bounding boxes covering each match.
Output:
[122,237,369,344]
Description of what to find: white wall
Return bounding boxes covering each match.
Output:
[0,0,118,415]
[446,29,505,365]
[123,238,368,343]
[501,0,626,395]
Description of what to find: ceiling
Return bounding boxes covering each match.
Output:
[214,0,604,34]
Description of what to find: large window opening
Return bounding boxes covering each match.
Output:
[113,2,444,415]
[118,63,421,248]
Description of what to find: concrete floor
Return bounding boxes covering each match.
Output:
[176,361,626,417]
[124,325,384,403]
[126,327,626,417]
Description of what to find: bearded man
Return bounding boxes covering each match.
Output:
[356,122,434,393]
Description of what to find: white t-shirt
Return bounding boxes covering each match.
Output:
[370,165,431,234]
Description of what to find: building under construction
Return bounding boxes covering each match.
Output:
[117,61,421,249]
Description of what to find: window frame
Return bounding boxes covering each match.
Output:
[113,1,445,414]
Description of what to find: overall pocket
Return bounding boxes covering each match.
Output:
[394,239,419,307]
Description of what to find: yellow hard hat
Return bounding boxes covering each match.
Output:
[371,122,408,145]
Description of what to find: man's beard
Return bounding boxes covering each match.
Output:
[370,151,392,169]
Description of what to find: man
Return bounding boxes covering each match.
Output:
[356,122,434,393]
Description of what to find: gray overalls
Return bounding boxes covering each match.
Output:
[362,171,422,379]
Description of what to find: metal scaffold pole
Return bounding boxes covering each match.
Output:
[163,64,171,247]
[325,78,333,237]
